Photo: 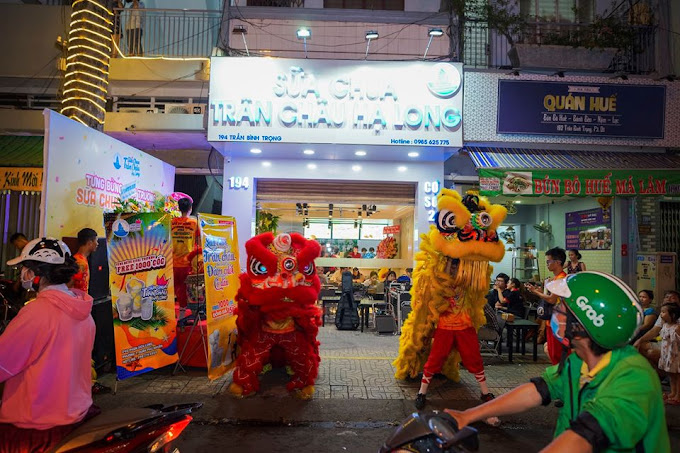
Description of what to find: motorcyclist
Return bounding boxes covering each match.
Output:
[0,238,98,452]
[446,271,670,453]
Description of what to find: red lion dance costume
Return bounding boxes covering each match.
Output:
[228,232,322,399]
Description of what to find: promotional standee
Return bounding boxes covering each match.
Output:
[105,212,178,381]
[228,233,322,398]
[198,213,240,380]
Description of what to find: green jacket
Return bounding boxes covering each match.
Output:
[538,346,670,453]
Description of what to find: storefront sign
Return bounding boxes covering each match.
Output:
[208,58,463,147]
[198,213,240,380]
[479,169,680,197]
[565,208,612,251]
[497,80,665,138]
[383,225,400,235]
[423,180,441,222]
[0,167,42,191]
[105,212,178,380]
[42,111,175,238]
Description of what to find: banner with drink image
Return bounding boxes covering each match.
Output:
[105,212,178,380]
[198,214,240,380]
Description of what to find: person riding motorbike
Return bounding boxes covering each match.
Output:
[445,271,670,453]
[0,238,98,452]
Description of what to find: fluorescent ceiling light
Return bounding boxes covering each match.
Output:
[262,161,271,167]
[296,27,311,39]
[515,200,522,204]
[303,149,315,155]
[352,165,362,172]
[307,163,317,169]
[250,148,262,154]
[397,166,407,172]
[355,150,366,156]
[407,151,420,158]
[365,31,379,40]
[428,28,444,37]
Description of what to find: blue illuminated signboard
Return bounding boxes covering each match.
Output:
[497,80,665,139]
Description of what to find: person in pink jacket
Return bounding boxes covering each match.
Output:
[0,238,97,452]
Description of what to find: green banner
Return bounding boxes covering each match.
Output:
[479,169,680,197]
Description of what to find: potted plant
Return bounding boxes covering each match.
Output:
[255,210,279,234]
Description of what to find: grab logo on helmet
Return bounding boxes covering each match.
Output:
[576,296,604,327]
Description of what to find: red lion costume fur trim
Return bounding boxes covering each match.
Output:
[230,232,322,397]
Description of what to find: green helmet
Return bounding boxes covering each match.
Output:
[546,271,643,349]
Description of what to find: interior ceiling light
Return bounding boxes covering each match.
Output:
[355,150,366,156]
[262,161,271,167]
[397,166,407,172]
[407,151,420,158]
[515,200,522,204]
[352,165,362,172]
[307,163,317,169]
[250,148,262,154]
[303,149,315,155]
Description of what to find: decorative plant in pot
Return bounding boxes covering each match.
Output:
[255,210,279,235]
[477,0,642,72]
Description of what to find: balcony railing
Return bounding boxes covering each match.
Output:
[113,8,222,58]
[111,8,655,74]
[461,20,656,74]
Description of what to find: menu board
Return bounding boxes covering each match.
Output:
[565,208,612,250]
[304,222,331,239]
[361,223,388,240]
[332,222,360,240]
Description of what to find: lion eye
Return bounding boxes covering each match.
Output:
[475,212,492,229]
[282,257,296,272]
[249,258,267,275]
[435,209,457,233]
[301,263,314,276]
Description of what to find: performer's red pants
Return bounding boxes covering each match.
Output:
[173,266,191,308]
[422,327,486,385]
[232,330,318,395]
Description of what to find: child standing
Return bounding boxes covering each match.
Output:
[659,302,680,404]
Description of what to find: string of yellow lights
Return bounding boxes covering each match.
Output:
[72,0,113,16]
[112,39,209,62]
[70,18,113,34]
[61,106,105,124]
[65,60,110,76]
[64,78,108,92]
[69,35,112,52]
[66,52,111,68]
[62,87,108,102]
[61,96,107,112]
[70,27,113,43]
[64,70,109,86]
[68,44,111,60]
[72,8,113,25]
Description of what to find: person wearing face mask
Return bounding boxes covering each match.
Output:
[0,238,98,451]
[446,272,670,453]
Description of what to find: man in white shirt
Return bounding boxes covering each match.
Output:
[125,0,145,56]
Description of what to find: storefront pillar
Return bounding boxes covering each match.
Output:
[612,197,637,287]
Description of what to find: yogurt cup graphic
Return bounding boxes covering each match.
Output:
[116,293,134,321]
[140,297,154,321]
[126,278,144,316]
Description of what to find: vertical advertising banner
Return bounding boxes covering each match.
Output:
[198,214,240,380]
[105,212,178,380]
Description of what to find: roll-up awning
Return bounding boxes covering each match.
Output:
[467,147,680,197]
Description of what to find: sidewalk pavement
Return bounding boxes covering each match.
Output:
[95,326,680,429]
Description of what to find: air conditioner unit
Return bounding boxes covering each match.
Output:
[164,103,206,115]
[118,107,159,113]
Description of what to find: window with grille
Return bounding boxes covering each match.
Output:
[520,0,594,22]
[660,201,680,289]
[323,0,404,10]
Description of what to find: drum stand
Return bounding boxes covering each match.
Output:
[173,272,209,375]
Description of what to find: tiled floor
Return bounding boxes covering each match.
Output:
[102,326,552,401]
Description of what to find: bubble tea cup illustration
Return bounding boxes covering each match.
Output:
[141,297,154,321]
[126,278,145,317]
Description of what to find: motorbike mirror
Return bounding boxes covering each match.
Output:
[427,417,457,444]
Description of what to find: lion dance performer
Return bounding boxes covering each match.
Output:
[228,232,322,399]
[393,189,507,416]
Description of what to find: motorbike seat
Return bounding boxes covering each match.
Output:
[52,407,160,452]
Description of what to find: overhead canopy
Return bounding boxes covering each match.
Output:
[467,147,680,197]
[0,136,43,167]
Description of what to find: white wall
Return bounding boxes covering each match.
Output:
[222,157,443,268]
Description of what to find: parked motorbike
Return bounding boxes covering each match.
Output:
[379,410,479,453]
[50,402,202,453]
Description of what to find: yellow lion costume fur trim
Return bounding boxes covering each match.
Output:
[393,189,507,381]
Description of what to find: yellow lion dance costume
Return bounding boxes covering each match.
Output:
[394,189,507,383]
